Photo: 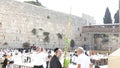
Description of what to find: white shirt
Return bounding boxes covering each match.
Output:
[77,53,91,68]
[72,55,78,63]
[32,52,45,66]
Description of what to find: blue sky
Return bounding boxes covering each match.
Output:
[16,0,119,24]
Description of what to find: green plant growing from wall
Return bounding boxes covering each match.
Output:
[43,32,49,36]
[31,28,37,35]
[70,39,75,50]
[56,33,63,46]
[43,32,50,46]
[43,35,50,43]
[31,28,46,45]
[23,42,30,48]
[3,42,8,45]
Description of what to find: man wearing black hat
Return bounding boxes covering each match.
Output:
[1,55,9,68]
[50,48,62,68]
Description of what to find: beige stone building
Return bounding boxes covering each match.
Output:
[0,0,96,48]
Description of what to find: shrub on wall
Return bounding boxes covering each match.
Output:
[22,42,30,48]
[43,35,50,43]
[31,28,37,35]
[43,32,49,36]
[70,39,75,49]
[3,42,8,45]
[43,32,50,45]
[57,33,62,39]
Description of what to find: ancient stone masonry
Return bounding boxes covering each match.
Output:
[0,0,95,48]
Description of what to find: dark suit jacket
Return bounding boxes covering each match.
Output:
[2,58,8,68]
[50,55,62,68]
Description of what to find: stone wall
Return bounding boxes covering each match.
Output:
[0,0,95,48]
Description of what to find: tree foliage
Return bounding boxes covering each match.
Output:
[24,1,44,7]
[103,7,112,24]
[114,10,119,23]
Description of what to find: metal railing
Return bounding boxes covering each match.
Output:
[13,64,33,68]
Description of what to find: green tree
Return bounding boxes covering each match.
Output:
[56,33,63,46]
[103,7,112,24]
[114,10,119,23]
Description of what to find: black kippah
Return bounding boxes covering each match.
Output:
[54,48,59,52]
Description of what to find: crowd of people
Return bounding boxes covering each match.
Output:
[0,45,108,68]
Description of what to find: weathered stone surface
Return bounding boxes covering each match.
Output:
[0,0,95,48]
